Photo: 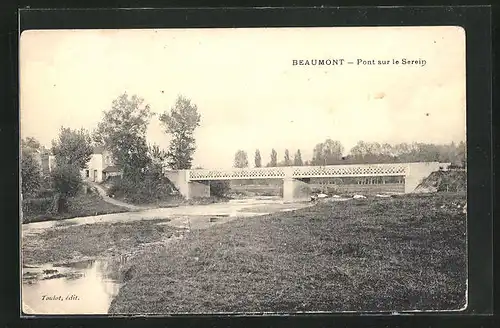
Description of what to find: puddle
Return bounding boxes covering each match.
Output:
[22,259,123,315]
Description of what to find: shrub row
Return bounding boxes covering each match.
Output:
[107,174,179,204]
[22,197,55,217]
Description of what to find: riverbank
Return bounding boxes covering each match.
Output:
[22,193,130,224]
[22,192,231,224]
[108,192,467,313]
[22,197,302,266]
[22,218,183,266]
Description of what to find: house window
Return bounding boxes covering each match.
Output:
[86,170,90,178]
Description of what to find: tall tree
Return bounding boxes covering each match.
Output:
[268,149,278,167]
[294,149,303,166]
[312,139,344,165]
[159,95,201,170]
[254,149,262,168]
[283,149,291,166]
[349,141,386,163]
[52,127,93,169]
[234,150,249,168]
[94,93,154,177]
[456,141,466,167]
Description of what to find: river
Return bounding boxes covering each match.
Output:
[21,196,315,315]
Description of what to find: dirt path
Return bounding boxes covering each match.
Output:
[85,181,149,211]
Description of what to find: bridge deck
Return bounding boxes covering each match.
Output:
[187,163,408,181]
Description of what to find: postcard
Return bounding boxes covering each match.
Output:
[20,26,467,315]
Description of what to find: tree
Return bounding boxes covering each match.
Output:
[51,162,83,213]
[254,149,262,168]
[294,149,303,166]
[394,142,410,156]
[22,137,41,153]
[234,150,249,168]
[379,143,395,163]
[349,141,388,163]
[283,149,291,166]
[456,141,466,167]
[94,93,154,177]
[268,149,278,167]
[346,141,467,164]
[51,163,82,197]
[147,144,168,176]
[159,95,201,170]
[21,147,41,196]
[52,127,93,169]
[312,139,344,165]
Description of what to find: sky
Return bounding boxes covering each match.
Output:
[20,27,466,168]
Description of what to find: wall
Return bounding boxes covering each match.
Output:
[164,170,188,196]
[189,181,211,198]
[48,156,56,172]
[164,170,210,199]
[32,152,43,171]
[405,162,449,193]
[82,154,104,182]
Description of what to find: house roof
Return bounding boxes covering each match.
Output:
[103,165,122,173]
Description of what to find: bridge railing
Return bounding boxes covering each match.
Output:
[291,163,408,178]
[188,167,286,180]
[187,163,409,181]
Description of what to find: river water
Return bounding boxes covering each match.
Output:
[21,196,315,315]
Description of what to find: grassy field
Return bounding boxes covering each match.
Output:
[108,192,467,313]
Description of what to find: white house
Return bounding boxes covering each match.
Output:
[81,146,122,183]
[32,146,121,183]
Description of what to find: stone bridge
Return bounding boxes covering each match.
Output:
[165,162,450,202]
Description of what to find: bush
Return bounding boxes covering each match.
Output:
[22,197,54,218]
[35,187,55,198]
[107,174,178,204]
[210,181,230,198]
[50,163,83,198]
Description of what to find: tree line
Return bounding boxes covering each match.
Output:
[233,138,466,169]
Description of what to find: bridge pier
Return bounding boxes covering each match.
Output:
[283,177,312,202]
[282,167,312,202]
[164,170,210,200]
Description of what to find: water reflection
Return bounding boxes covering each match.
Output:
[22,259,122,315]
